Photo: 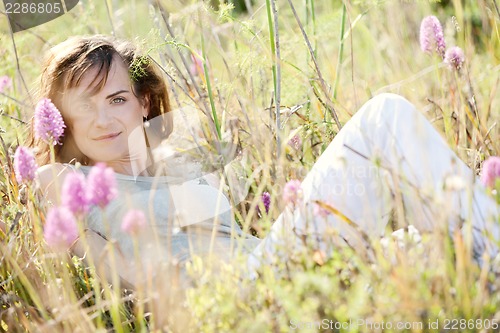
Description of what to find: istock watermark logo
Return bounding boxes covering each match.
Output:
[3,0,79,32]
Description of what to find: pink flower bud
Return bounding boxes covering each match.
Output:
[260,191,271,214]
[420,16,446,58]
[288,134,302,151]
[313,202,331,218]
[121,209,147,235]
[44,206,78,250]
[444,46,465,71]
[34,98,66,145]
[86,163,117,208]
[0,75,12,93]
[481,156,500,188]
[62,172,89,216]
[13,146,38,184]
[283,179,302,206]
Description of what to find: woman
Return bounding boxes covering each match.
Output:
[31,35,261,289]
[31,35,499,289]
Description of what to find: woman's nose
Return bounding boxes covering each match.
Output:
[94,107,113,128]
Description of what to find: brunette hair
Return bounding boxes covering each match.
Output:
[27,35,172,165]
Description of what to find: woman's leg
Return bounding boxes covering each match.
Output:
[247,93,499,276]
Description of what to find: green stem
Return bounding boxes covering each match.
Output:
[101,212,126,333]
[307,0,317,59]
[75,227,105,328]
[132,238,146,331]
[48,144,62,203]
[265,0,277,94]
[200,35,222,140]
[266,0,281,157]
[104,0,116,37]
[333,2,346,101]
[1,250,50,320]
[494,0,500,21]
[286,0,342,131]
[305,0,317,124]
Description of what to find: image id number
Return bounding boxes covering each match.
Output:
[443,319,498,330]
[5,2,62,14]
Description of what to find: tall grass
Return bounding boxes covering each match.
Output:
[0,0,499,331]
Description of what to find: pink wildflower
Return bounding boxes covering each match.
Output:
[420,16,446,58]
[62,172,89,216]
[121,209,147,235]
[260,191,271,214]
[0,75,12,93]
[34,98,66,145]
[283,179,302,206]
[44,206,79,250]
[189,51,205,78]
[481,156,500,188]
[86,163,117,208]
[444,46,465,71]
[288,134,302,151]
[313,202,331,218]
[13,146,38,184]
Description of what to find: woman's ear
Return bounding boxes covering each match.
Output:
[141,94,150,118]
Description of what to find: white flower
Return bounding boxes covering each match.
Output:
[444,175,466,191]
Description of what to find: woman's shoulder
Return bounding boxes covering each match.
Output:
[36,163,83,204]
[37,163,81,182]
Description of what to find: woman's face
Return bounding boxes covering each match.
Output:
[61,55,149,165]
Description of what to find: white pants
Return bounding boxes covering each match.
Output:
[247,93,499,276]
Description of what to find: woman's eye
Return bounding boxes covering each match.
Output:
[111,97,126,104]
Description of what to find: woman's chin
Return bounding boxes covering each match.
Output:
[86,151,128,165]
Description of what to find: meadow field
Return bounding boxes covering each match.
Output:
[1,0,500,331]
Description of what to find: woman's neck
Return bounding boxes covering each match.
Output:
[91,158,152,177]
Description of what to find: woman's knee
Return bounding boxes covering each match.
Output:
[374,93,414,107]
[355,93,420,132]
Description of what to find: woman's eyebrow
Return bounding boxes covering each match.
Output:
[105,90,129,99]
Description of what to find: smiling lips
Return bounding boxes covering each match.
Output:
[94,132,121,141]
